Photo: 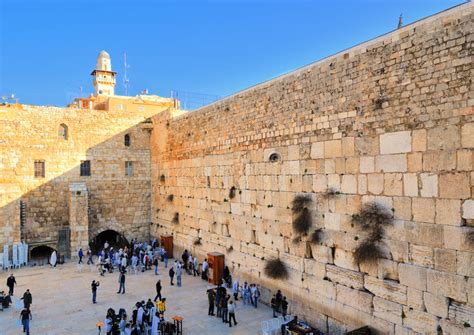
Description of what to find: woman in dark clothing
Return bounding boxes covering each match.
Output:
[154,280,162,302]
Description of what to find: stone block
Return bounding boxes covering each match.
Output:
[407,152,423,172]
[439,172,470,199]
[345,157,359,174]
[336,284,373,314]
[334,248,358,271]
[398,263,427,291]
[426,269,468,302]
[457,149,472,171]
[326,264,364,290]
[461,122,474,148]
[367,174,384,195]
[373,296,403,325]
[403,173,418,197]
[384,173,404,196]
[375,154,407,173]
[364,275,407,305]
[377,259,399,281]
[409,244,434,267]
[380,131,412,154]
[303,258,326,278]
[412,129,427,152]
[435,199,461,226]
[356,136,379,156]
[402,307,439,334]
[341,174,357,194]
[393,197,411,221]
[358,175,367,195]
[310,142,324,159]
[324,140,342,158]
[412,198,435,223]
[424,150,457,172]
[342,137,355,157]
[462,199,474,219]
[434,248,457,273]
[456,251,474,277]
[427,125,460,151]
[360,156,375,173]
[313,174,327,193]
[423,292,448,318]
[448,301,474,328]
[406,287,425,311]
[419,173,438,198]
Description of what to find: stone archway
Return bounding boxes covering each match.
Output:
[30,245,56,266]
[90,229,129,253]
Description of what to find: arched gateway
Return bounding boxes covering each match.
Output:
[89,229,129,253]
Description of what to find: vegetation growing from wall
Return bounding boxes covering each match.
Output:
[264,258,289,280]
[352,202,393,264]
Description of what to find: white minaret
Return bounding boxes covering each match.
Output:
[91,50,116,96]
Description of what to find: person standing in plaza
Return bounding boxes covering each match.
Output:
[251,284,260,308]
[153,256,159,275]
[176,262,183,287]
[6,274,16,296]
[87,248,94,265]
[193,256,199,277]
[21,289,32,308]
[78,248,84,264]
[154,280,162,302]
[117,271,126,294]
[282,296,288,319]
[275,289,283,314]
[91,280,100,304]
[207,289,215,316]
[228,300,237,327]
[168,266,175,286]
[50,250,57,267]
[20,307,32,335]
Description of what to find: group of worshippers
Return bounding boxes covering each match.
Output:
[99,276,173,335]
[167,249,203,287]
[2,274,34,334]
[101,296,172,335]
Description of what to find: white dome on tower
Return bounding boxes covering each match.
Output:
[96,50,112,71]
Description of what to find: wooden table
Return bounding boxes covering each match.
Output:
[172,315,183,335]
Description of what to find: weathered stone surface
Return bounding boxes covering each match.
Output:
[435,199,461,226]
[364,275,407,305]
[427,125,460,151]
[336,284,373,314]
[373,296,402,325]
[423,292,448,318]
[434,248,457,273]
[419,173,438,198]
[462,199,474,219]
[326,265,364,290]
[398,263,427,291]
[402,307,439,334]
[438,172,471,199]
[426,269,469,303]
[375,154,408,173]
[380,131,412,154]
[461,123,474,148]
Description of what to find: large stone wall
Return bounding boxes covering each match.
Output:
[0,100,173,252]
[151,3,474,334]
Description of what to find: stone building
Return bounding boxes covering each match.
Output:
[0,51,178,257]
[1,2,474,333]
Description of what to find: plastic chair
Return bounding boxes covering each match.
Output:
[262,320,273,335]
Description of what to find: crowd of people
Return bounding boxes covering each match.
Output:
[2,237,290,335]
[1,274,34,335]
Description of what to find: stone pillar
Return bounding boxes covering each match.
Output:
[68,183,89,255]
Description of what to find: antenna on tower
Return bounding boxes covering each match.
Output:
[123,52,130,96]
[397,14,403,29]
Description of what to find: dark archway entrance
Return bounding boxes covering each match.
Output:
[30,245,56,266]
[90,230,129,254]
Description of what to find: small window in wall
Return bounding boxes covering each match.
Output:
[34,160,45,178]
[125,161,133,177]
[268,152,281,162]
[20,200,27,228]
[80,160,91,176]
[58,124,68,140]
[124,134,131,147]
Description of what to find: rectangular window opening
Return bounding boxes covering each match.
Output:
[80,160,91,176]
[34,160,45,178]
[125,161,133,177]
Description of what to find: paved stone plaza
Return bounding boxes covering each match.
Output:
[0,262,273,334]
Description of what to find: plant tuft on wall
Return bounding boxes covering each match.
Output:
[172,212,179,224]
[264,258,289,280]
[292,194,313,235]
[193,237,202,246]
[310,229,324,245]
[352,202,393,264]
[229,186,236,199]
[167,194,174,202]
[160,174,166,182]
[323,187,341,199]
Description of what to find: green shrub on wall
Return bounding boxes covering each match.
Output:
[264,258,289,280]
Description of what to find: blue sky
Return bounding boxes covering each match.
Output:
[0,0,464,107]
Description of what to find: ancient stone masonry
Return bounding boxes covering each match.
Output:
[151,3,474,334]
[0,97,175,254]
